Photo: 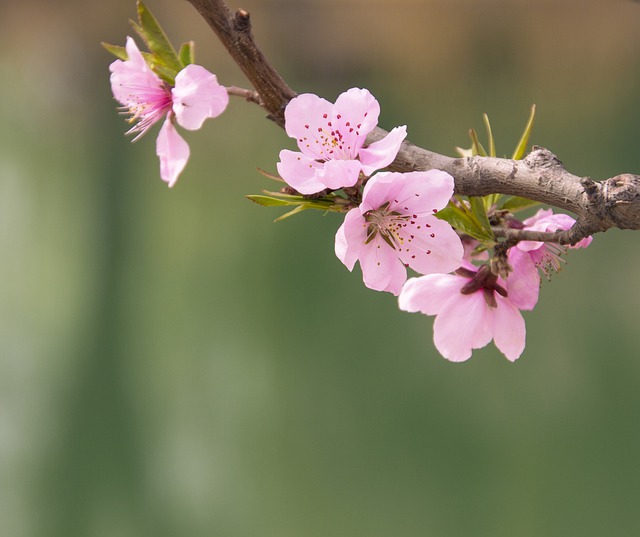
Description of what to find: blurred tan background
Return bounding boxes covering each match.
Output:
[2,0,640,535]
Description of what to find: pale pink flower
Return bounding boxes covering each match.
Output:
[399,264,527,362]
[109,37,229,187]
[277,88,407,195]
[335,170,464,295]
[506,208,592,308]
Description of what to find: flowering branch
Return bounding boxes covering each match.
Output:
[184,0,640,245]
[108,1,616,361]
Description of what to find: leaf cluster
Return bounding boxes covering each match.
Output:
[102,1,195,84]
[442,105,540,245]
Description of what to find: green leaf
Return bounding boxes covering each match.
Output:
[511,104,536,160]
[132,0,182,75]
[102,42,128,60]
[469,129,487,157]
[179,41,195,67]
[436,202,495,244]
[499,196,541,213]
[246,195,293,207]
[482,113,496,158]
[274,205,308,222]
[468,196,495,239]
[455,146,474,158]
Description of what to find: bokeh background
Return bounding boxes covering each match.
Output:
[2,0,640,535]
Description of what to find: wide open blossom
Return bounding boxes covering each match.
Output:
[277,88,407,195]
[399,264,528,362]
[109,37,229,187]
[335,170,464,295]
[506,208,593,307]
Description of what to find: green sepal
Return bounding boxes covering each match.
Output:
[132,1,182,76]
[436,200,495,244]
[246,191,348,221]
[179,41,195,67]
[499,195,541,213]
[511,104,536,160]
[102,42,128,60]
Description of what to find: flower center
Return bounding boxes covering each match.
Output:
[457,265,508,308]
[364,202,411,250]
[120,84,173,140]
[299,113,363,161]
[529,243,567,279]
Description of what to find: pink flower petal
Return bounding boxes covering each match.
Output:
[276,150,325,194]
[358,234,407,295]
[359,125,407,175]
[571,235,593,249]
[399,274,465,316]
[390,170,455,216]
[317,159,362,190]
[359,172,403,212]
[506,248,540,310]
[433,291,494,362]
[397,216,464,276]
[332,88,380,151]
[283,93,334,159]
[335,209,367,271]
[156,117,190,187]
[522,208,553,227]
[492,295,526,361]
[109,37,161,105]
[172,65,229,130]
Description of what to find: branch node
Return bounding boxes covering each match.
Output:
[602,173,640,230]
[234,9,251,31]
[524,146,565,170]
[580,177,599,199]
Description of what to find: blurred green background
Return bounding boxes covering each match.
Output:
[1,0,640,535]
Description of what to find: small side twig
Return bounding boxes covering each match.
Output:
[226,85,261,105]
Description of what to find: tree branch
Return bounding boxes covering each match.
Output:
[185,0,296,126]
[185,0,640,244]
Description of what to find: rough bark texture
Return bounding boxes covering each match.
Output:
[185,0,640,244]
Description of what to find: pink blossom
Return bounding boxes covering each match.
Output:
[109,37,229,187]
[506,208,592,308]
[335,170,464,295]
[277,88,407,195]
[399,265,527,362]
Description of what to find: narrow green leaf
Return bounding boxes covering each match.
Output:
[511,104,536,160]
[468,196,495,239]
[468,129,487,157]
[133,0,182,74]
[499,196,541,213]
[246,195,293,207]
[274,205,308,222]
[102,42,128,60]
[436,203,495,244]
[455,146,474,158]
[259,190,344,212]
[482,113,496,158]
[485,194,502,212]
[179,41,195,67]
